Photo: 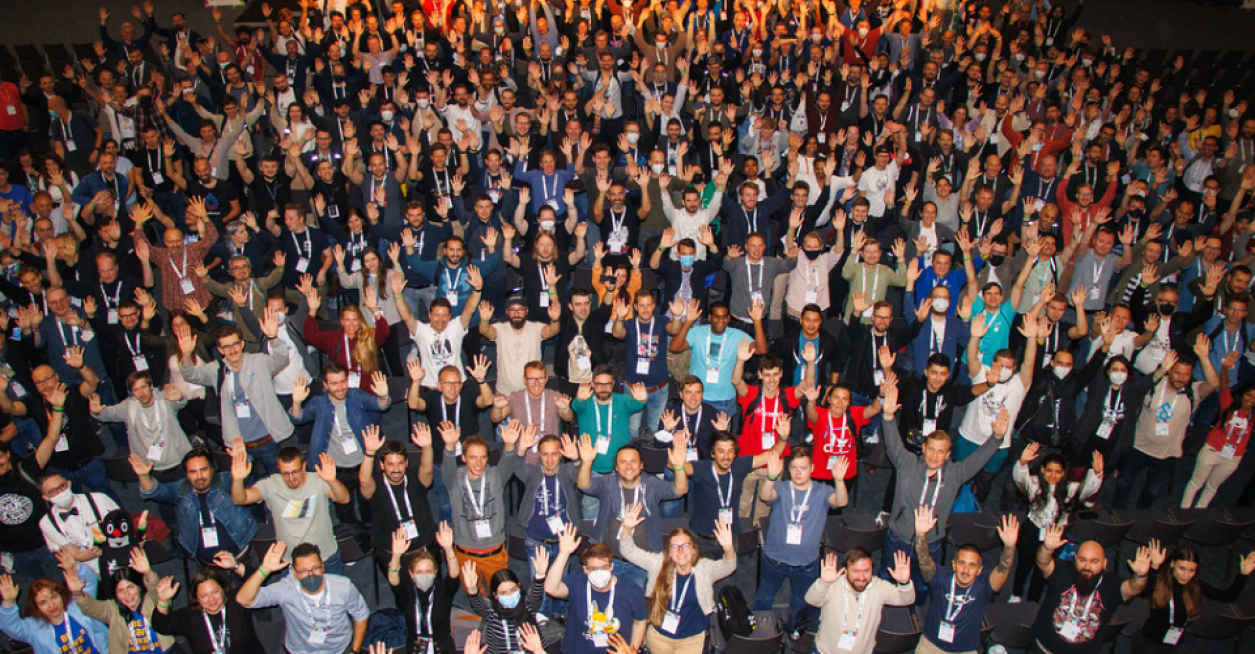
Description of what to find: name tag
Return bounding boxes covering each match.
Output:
[201,526,219,548]
[874,369,885,386]
[235,401,252,419]
[576,351,592,371]
[54,434,69,452]
[133,355,149,372]
[348,372,361,388]
[1163,627,1182,645]
[180,277,196,294]
[107,309,119,324]
[922,419,937,435]
[1096,421,1114,440]
[937,621,955,643]
[401,519,419,540]
[635,359,651,375]
[805,289,818,303]
[1060,621,1081,640]
[718,508,733,524]
[686,448,698,462]
[1221,443,1237,459]
[593,633,608,647]
[151,171,164,185]
[786,523,803,545]
[309,628,327,645]
[65,140,77,152]
[473,519,492,538]
[546,515,564,534]
[705,367,721,384]
[146,441,164,462]
[596,436,610,455]
[341,434,359,454]
[1089,285,1101,300]
[837,629,857,650]
[296,257,310,273]
[1156,421,1170,436]
[445,291,460,305]
[661,610,681,634]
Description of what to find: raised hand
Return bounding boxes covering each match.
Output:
[914,506,937,535]
[997,514,1019,547]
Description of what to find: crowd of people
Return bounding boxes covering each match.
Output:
[0,0,1253,653]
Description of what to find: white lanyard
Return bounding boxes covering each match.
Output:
[587,580,615,623]
[1091,258,1106,285]
[139,401,163,440]
[619,484,641,519]
[102,281,123,308]
[127,612,153,653]
[501,620,517,652]
[203,609,227,654]
[524,393,544,428]
[444,267,463,293]
[441,396,461,430]
[760,393,780,433]
[789,483,812,524]
[707,332,727,365]
[464,474,487,518]
[388,476,416,522]
[292,230,312,258]
[712,464,733,509]
[920,468,942,507]
[841,583,866,634]
[827,412,849,449]
[417,588,435,637]
[944,575,971,622]
[1065,578,1101,622]
[542,474,562,515]
[669,572,693,612]
[59,320,78,348]
[921,393,944,420]
[541,174,556,202]
[747,261,763,292]
[594,399,612,436]
[747,208,758,232]
[343,334,358,372]
[1155,382,1180,422]
[125,331,143,357]
[169,249,190,281]
[638,319,655,357]
[609,209,626,235]
[683,407,702,436]
[538,264,549,292]
[808,263,821,290]
[1222,327,1240,355]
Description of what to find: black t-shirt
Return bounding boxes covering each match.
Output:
[1030,565,1127,654]
[689,456,754,536]
[368,468,436,557]
[0,453,48,552]
[247,172,293,218]
[420,386,484,465]
[391,573,459,654]
[31,389,104,470]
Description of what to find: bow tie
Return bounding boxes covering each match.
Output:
[59,507,78,521]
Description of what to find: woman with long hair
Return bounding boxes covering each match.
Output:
[63,547,175,654]
[388,522,461,654]
[335,244,406,375]
[618,503,736,654]
[462,552,548,654]
[1181,357,1253,508]
[1008,443,1103,603]
[150,565,263,654]
[302,284,390,389]
[0,571,109,654]
[1133,546,1255,653]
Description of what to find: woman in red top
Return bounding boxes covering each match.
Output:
[1181,355,1253,508]
[802,381,882,490]
[302,285,390,389]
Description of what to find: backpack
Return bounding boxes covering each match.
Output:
[363,608,407,650]
[951,484,981,514]
[715,585,757,640]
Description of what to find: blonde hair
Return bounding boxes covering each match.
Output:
[646,528,699,626]
[340,305,380,376]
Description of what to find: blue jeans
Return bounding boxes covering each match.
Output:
[51,458,122,507]
[430,466,453,523]
[613,557,647,590]
[581,472,605,523]
[753,555,819,632]
[629,385,669,439]
[850,392,882,442]
[1114,450,1177,509]
[246,437,282,478]
[525,538,567,617]
[879,530,940,606]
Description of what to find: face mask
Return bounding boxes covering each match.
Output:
[998,368,1013,383]
[931,298,950,313]
[812,34,822,42]
[498,592,521,609]
[679,255,695,268]
[1052,366,1070,380]
[650,163,665,174]
[495,26,504,35]
[539,220,555,232]
[1231,109,1241,119]
[803,249,822,260]
[414,574,436,591]
[857,27,869,37]
[975,53,986,62]
[588,569,613,587]
[49,488,74,509]
[381,110,395,122]
[1109,371,1128,386]
[1158,303,1175,316]
[1013,53,1025,62]
[989,255,1005,266]
[1082,58,1094,67]
[274,313,287,326]
[298,573,324,593]
[626,132,640,144]
[752,48,763,57]
[1034,70,1046,78]
[656,41,667,49]
[416,98,430,109]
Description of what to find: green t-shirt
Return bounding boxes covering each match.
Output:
[572,393,647,473]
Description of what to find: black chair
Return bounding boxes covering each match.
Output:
[506,527,529,562]
[732,527,761,557]
[211,449,233,474]
[873,605,922,653]
[1064,516,1135,550]
[143,539,175,566]
[336,535,379,603]
[638,444,669,475]
[43,44,74,72]
[944,514,1002,557]
[1185,603,1255,654]
[1218,51,1246,71]
[1120,513,1195,561]
[1179,510,1255,547]
[13,45,45,76]
[102,454,139,487]
[723,628,785,654]
[72,44,96,62]
[823,515,888,556]
[985,601,1039,649]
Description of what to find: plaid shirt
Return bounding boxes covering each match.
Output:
[121,102,171,141]
[133,220,218,311]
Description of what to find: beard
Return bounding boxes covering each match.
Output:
[509,317,526,329]
[1074,569,1101,596]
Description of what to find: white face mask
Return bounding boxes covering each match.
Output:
[1109,371,1128,386]
[975,53,987,62]
[626,132,640,144]
[752,48,763,57]
[1034,70,1046,78]
[540,220,555,232]
[380,110,395,122]
[650,163,665,174]
[588,569,613,587]
[416,98,430,108]
[1230,109,1241,119]
[49,488,74,509]
[857,27,869,38]
[998,367,1013,383]
[812,34,822,42]
[931,298,950,313]
[1052,366,1070,380]
[414,573,436,591]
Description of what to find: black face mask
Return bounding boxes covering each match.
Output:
[1158,303,1176,316]
[989,255,1006,266]
[803,249,822,260]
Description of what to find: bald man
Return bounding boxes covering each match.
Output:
[1028,526,1153,654]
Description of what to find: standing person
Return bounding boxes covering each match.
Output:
[754,439,850,635]
[507,430,582,619]
[90,373,193,487]
[462,551,550,654]
[150,567,263,654]
[732,343,807,523]
[387,522,462,654]
[559,367,648,502]
[229,441,351,574]
[1131,547,1255,653]
[612,290,680,438]
[803,549,915,654]
[479,293,562,396]
[410,359,496,522]
[493,362,564,438]
[62,547,174,654]
[440,424,516,594]
[302,288,390,390]
[236,542,369,654]
[1010,445,1104,603]
[543,524,649,654]
[1115,335,1220,509]
[683,430,783,558]
[618,503,736,654]
[394,273,482,390]
[800,381,881,494]
[177,316,293,477]
[0,429,64,583]
[360,425,436,574]
[288,367,392,527]
[915,508,1018,654]
[1180,373,1253,508]
[668,300,765,420]
[0,570,108,654]
[1030,526,1153,654]
[37,471,119,575]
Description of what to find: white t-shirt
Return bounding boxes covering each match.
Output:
[857,161,899,216]
[411,321,468,389]
[959,364,1027,447]
[1133,318,1172,375]
[492,321,545,395]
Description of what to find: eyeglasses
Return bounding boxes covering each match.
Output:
[118,312,139,319]
[669,542,692,550]
[294,564,325,576]
[524,377,547,382]
[43,479,69,496]
[219,341,243,351]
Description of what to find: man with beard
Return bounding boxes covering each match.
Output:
[359,425,435,571]
[480,293,562,396]
[916,508,1018,654]
[133,449,258,567]
[1030,526,1153,654]
[684,430,783,558]
[132,198,218,311]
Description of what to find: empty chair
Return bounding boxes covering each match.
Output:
[1179,510,1255,548]
[14,44,46,76]
[823,515,889,556]
[873,605,921,653]
[1184,604,1255,654]
[1123,513,1196,551]
[984,601,1039,650]
[944,514,1003,557]
[102,453,139,487]
[1065,516,1135,550]
[732,527,761,556]
[336,534,379,602]
[637,443,669,475]
[1218,51,1246,70]
[1193,49,1220,70]
[43,44,74,71]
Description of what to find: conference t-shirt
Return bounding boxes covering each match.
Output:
[560,572,647,654]
[922,567,993,652]
[1030,566,1127,654]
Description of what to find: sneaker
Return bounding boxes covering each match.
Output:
[1008,595,1022,604]
[875,511,890,527]
[535,613,548,625]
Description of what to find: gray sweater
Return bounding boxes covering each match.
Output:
[883,415,1000,543]
[181,339,294,443]
[442,449,514,549]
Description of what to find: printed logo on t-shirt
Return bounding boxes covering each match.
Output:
[0,494,33,525]
[1051,586,1106,643]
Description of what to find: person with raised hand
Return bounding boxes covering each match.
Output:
[237,541,370,654]
[462,547,550,654]
[230,437,351,574]
[1133,545,1255,651]
[410,355,495,521]
[64,546,174,654]
[394,266,483,390]
[361,423,437,575]
[543,523,648,654]
[754,423,850,635]
[150,563,264,654]
[618,502,736,653]
[915,507,1018,652]
[387,522,462,654]
[441,417,517,595]
[90,372,193,493]
[804,546,914,653]
[0,567,108,654]
[561,366,648,513]
[1030,525,1152,653]
[288,364,391,528]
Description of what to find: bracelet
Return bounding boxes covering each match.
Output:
[766,473,780,480]
[258,569,270,579]
[52,407,64,413]
[157,600,170,608]
[471,287,482,292]
[669,465,685,472]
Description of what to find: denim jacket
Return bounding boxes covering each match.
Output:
[292,388,389,462]
[140,473,259,558]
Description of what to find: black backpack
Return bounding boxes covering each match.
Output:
[715,585,757,640]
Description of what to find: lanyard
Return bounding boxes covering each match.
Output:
[712,464,733,509]
[102,281,123,308]
[746,260,763,292]
[343,334,358,372]
[619,484,641,518]
[706,331,727,367]
[441,396,461,430]
[944,575,972,622]
[464,474,487,518]
[302,591,326,628]
[291,230,312,257]
[128,612,155,653]
[1038,177,1055,198]
[682,407,702,437]
[841,583,866,634]
[609,209,626,236]
[1065,577,1102,622]
[1091,258,1106,285]
[827,412,849,449]
[921,392,944,420]
[524,393,544,429]
[669,572,693,612]
[417,588,435,637]
[541,174,556,202]
[125,330,143,357]
[920,468,942,507]
[594,399,612,436]
[169,249,190,280]
[388,476,416,522]
[638,319,655,358]
[59,320,78,348]
[1154,382,1180,422]
[789,483,812,524]
[203,609,227,654]
[760,392,780,433]
[541,474,562,515]
[747,208,758,233]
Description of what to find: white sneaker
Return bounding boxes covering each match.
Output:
[875,511,890,527]
[535,613,549,625]
[1008,595,1022,604]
